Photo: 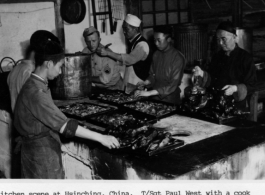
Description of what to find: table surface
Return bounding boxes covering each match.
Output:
[55,98,265,179]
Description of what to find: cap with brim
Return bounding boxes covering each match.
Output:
[216,21,236,35]
[125,14,141,27]
[83,26,99,37]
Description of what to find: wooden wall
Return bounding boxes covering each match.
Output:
[191,0,265,62]
[125,0,265,62]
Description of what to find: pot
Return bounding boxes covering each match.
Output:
[50,53,92,100]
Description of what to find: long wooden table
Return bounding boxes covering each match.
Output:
[55,98,265,180]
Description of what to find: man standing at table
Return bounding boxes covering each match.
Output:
[96,14,152,88]
[14,33,120,178]
[134,26,186,105]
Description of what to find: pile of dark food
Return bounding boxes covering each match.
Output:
[91,112,148,128]
[180,87,247,123]
[59,102,112,118]
[124,101,176,117]
[96,91,142,104]
[110,125,184,156]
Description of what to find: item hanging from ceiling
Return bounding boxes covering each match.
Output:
[91,0,114,34]
[112,0,123,32]
[98,0,108,33]
[60,0,86,24]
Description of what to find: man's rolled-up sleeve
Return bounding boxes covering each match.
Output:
[121,42,149,66]
[62,119,78,138]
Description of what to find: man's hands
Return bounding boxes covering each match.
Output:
[191,66,204,85]
[100,135,120,149]
[137,80,150,89]
[134,80,153,97]
[192,66,204,77]
[222,85,238,96]
[134,89,159,98]
[134,90,151,97]
[192,66,237,96]
[96,46,109,56]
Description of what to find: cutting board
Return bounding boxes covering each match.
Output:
[153,114,234,145]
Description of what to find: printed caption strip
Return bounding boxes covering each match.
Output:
[0,181,261,195]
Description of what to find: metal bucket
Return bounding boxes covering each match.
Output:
[50,53,92,100]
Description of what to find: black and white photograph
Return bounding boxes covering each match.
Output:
[0,0,265,184]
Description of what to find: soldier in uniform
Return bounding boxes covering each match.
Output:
[82,27,123,90]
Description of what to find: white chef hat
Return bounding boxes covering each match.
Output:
[125,14,141,27]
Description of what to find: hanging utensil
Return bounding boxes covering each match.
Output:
[111,0,124,32]
[102,0,106,33]
[98,0,104,33]
[112,0,117,32]
[98,0,109,34]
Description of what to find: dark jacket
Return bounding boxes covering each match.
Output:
[202,45,257,109]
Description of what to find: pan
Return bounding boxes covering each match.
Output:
[91,90,147,106]
[122,99,178,119]
[58,102,116,120]
[86,108,157,129]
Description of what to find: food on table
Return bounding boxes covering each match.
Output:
[124,101,176,117]
[132,128,159,149]
[180,87,246,122]
[97,91,141,104]
[59,103,111,117]
[146,132,172,151]
[91,112,149,130]
[110,124,180,155]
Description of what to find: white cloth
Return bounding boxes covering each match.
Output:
[121,41,149,85]
[121,41,149,65]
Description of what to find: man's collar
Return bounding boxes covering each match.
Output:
[31,73,48,86]
[86,43,104,54]
[129,33,141,42]
[223,44,239,56]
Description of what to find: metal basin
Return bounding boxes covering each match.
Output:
[50,53,92,100]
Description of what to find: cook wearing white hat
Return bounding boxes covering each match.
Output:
[124,14,141,27]
[97,13,152,88]
[122,14,141,40]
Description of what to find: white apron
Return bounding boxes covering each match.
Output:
[123,65,143,87]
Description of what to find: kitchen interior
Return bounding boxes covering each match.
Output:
[0,0,265,179]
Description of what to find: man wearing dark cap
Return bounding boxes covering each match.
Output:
[14,32,120,179]
[82,26,123,90]
[7,30,60,112]
[96,14,152,89]
[134,26,186,105]
[193,21,257,109]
